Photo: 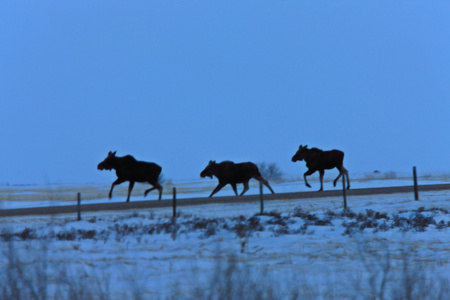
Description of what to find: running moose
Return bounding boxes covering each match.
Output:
[291,145,350,191]
[200,160,275,197]
[97,151,163,202]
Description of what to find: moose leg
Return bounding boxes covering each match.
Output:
[333,165,344,187]
[303,169,315,188]
[318,170,325,191]
[144,182,163,200]
[144,187,155,196]
[255,176,275,194]
[342,167,350,189]
[109,178,126,199]
[333,166,350,189]
[240,182,249,196]
[333,173,342,187]
[230,183,238,196]
[209,182,226,197]
[126,181,135,202]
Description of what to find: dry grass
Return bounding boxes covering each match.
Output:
[0,172,448,204]
[0,185,108,202]
[0,181,218,203]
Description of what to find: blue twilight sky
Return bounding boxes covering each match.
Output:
[1,1,449,185]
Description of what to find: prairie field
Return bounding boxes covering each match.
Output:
[1,172,449,209]
[1,174,450,299]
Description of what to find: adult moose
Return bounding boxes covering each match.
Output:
[97,151,163,202]
[291,145,350,191]
[200,160,275,197]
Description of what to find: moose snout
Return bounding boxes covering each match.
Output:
[292,155,303,162]
[97,163,109,170]
[200,171,212,179]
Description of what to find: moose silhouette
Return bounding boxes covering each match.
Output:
[200,160,275,197]
[292,145,350,191]
[97,151,163,202]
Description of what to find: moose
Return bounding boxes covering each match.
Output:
[291,145,350,191]
[200,160,275,197]
[97,151,163,202]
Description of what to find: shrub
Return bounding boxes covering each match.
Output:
[257,162,284,181]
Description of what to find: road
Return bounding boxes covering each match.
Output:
[1,184,449,218]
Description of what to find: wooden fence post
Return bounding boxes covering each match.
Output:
[77,192,81,221]
[342,175,347,209]
[259,181,264,214]
[413,166,419,201]
[172,187,177,218]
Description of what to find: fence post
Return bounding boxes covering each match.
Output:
[342,175,347,209]
[77,192,81,221]
[259,181,264,214]
[413,166,419,201]
[172,187,177,218]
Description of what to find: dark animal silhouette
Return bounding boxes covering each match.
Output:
[200,160,275,197]
[97,151,163,202]
[291,145,350,191]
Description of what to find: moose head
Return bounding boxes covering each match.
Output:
[291,145,308,162]
[97,151,117,171]
[200,160,216,178]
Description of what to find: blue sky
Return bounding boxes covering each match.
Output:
[1,1,449,185]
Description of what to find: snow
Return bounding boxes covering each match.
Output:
[1,178,450,299]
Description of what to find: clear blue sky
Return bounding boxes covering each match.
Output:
[1,1,449,185]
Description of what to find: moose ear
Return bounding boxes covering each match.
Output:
[304,145,308,149]
[299,145,302,149]
[111,151,117,156]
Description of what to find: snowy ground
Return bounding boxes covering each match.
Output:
[1,176,450,299]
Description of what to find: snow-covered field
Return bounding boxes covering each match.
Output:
[1,176,450,299]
